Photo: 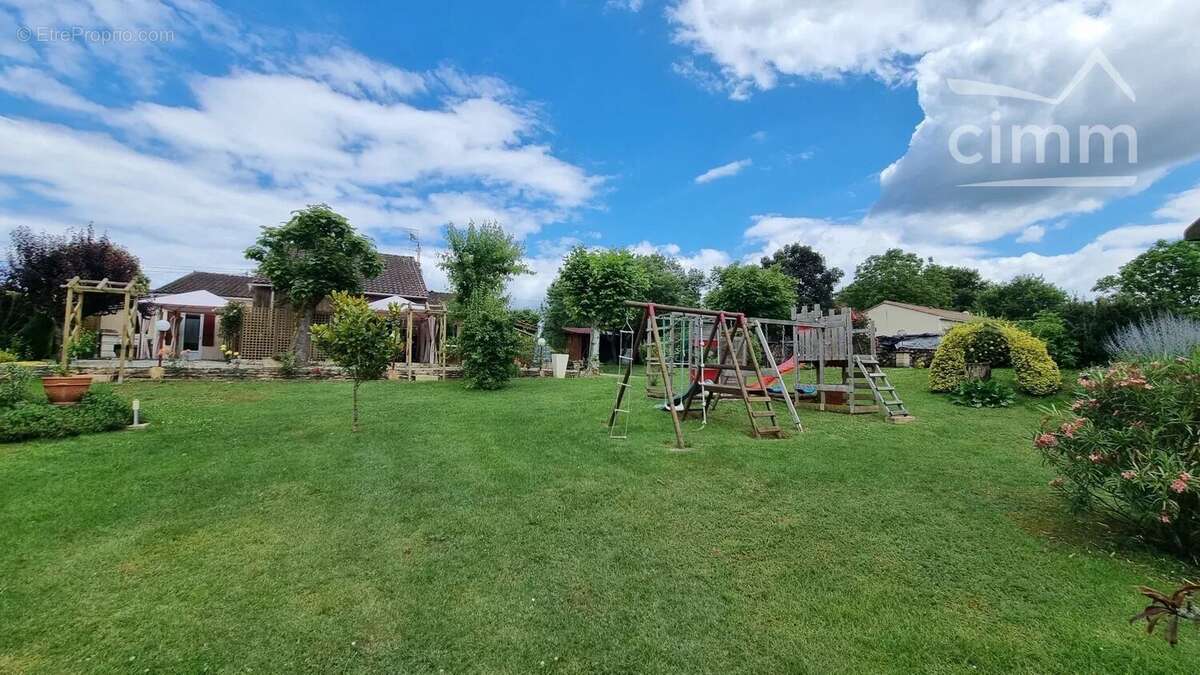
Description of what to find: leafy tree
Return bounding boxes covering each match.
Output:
[704,263,796,319]
[1094,240,1200,314]
[3,225,143,357]
[974,275,1068,321]
[929,265,991,312]
[458,293,522,390]
[438,221,530,307]
[311,292,395,431]
[546,247,649,371]
[760,243,843,308]
[636,253,704,307]
[836,249,952,310]
[245,205,383,365]
[1017,310,1079,369]
[1057,296,1146,367]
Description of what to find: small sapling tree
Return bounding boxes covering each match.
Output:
[312,292,394,432]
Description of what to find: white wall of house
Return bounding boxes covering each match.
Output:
[867,304,965,337]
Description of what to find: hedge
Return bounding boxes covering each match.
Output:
[0,389,134,443]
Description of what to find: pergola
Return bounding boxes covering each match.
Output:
[61,277,138,383]
[367,296,448,378]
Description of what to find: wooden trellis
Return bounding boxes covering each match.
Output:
[61,277,138,383]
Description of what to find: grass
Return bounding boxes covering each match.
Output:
[1,369,1197,672]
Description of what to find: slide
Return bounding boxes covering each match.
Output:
[750,355,797,390]
[660,382,706,412]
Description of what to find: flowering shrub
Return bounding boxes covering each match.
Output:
[930,319,1060,395]
[1036,352,1200,559]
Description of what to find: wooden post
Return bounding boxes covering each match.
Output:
[60,280,76,369]
[116,287,131,383]
[405,307,414,379]
[647,304,685,449]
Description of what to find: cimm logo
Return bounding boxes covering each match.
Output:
[946,49,1137,188]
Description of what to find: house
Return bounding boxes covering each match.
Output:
[98,254,430,361]
[865,301,971,337]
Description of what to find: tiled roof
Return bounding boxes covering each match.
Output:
[151,253,428,300]
[428,290,455,306]
[363,254,428,299]
[152,271,258,298]
[868,300,972,322]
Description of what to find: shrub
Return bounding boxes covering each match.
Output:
[930,319,1060,395]
[950,379,1015,408]
[0,388,132,443]
[0,349,18,363]
[274,351,300,379]
[311,292,394,431]
[0,363,35,408]
[1036,353,1200,559]
[218,301,245,349]
[1104,313,1200,362]
[66,329,98,360]
[459,294,520,390]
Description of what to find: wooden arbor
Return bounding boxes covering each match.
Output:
[607,301,800,449]
[61,277,138,383]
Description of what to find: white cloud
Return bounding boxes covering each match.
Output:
[0,39,600,288]
[694,158,751,184]
[750,130,767,142]
[666,0,1200,283]
[1015,225,1045,243]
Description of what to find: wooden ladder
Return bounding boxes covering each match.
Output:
[854,356,915,422]
[684,314,784,438]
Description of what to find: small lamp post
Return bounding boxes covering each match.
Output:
[536,337,547,376]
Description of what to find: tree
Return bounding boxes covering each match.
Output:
[311,292,395,431]
[1094,240,1200,314]
[546,247,649,371]
[245,205,383,365]
[636,253,704,307]
[836,249,952,310]
[974,275,1068,321]
[458,293,522,390]
[2,225,143,358]
[1017,310,1079,369]
[437,220,530,389]
[929,265,990,312]
[1058,296,1146,367]
[760,243,843,308]
[704,263,796,319]
[438,221,530,307]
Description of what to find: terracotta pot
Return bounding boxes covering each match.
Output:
[42,375,93,405]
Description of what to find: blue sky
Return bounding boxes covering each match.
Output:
[0,1,1195,306]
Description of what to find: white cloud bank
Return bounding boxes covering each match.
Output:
[666,0,1198,296]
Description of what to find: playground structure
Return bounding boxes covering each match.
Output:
[782,305,911,420]
[608,302,913,449]
[608,302,802,449]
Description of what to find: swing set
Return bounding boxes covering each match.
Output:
[607,301,801,449]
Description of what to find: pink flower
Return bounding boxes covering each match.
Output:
[1121,470,1137,480]
[1060,419,1086,437]
[1170,479,1188,494]
[1088,452,1104,464]
[1034,433,1058,449]
[1180,472,1192,483]
[1160,513,1172,524]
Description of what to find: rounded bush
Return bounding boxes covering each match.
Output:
[929,319,1060,395]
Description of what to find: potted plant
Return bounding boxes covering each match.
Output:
[41,361,93,405]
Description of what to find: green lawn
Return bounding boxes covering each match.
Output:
[2,370,1197,672]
